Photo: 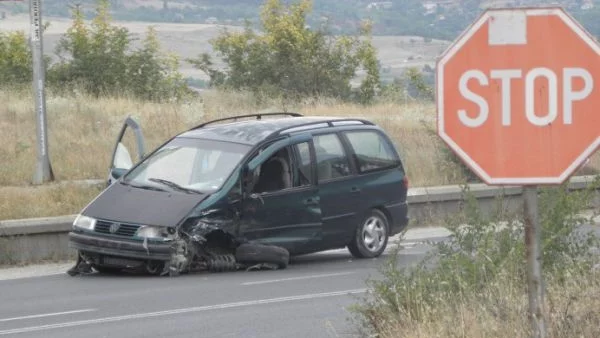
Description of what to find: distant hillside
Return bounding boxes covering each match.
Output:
[0,0,598,42]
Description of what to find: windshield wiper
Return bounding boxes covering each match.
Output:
[148,178,202,194]
[121,180,168,192]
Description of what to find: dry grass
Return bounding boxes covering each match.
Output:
[0,184,103,219]
[367,270,600,338]
[0,88,464,188]
[1,88,599,220]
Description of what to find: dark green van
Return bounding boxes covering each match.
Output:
[68,113,409,276]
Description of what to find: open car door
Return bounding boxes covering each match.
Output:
[108,117,146,186]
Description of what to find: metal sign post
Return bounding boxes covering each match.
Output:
[29,0,53,184]
[523,186,545,337]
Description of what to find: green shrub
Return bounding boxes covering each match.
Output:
[353,176,600,337]
[48,0,190,101]
[190,0,380,104]
[0,31,32,87]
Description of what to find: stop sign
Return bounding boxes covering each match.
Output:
[437,7,600,185]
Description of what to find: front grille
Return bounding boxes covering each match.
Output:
[95,220,141,237]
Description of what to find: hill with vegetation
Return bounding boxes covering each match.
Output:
[1,0,599,40]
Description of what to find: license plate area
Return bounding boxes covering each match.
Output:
[101,256,143,268]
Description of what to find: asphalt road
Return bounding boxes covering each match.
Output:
[0,228,450,338]
[2,219,598,338]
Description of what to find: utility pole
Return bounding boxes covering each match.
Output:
[29,0,54,184]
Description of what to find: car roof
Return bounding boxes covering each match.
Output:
[177,116,373,145]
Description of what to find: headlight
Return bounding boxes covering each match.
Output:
[73,215,96,230]
[136,226,174,240]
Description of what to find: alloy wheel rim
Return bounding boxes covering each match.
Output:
[362,216,386,252]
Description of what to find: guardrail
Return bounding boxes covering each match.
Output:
[1,176,598,265]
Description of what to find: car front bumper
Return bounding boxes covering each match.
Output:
[68,231,173,261]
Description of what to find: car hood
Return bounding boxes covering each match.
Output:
[82,182,207,227]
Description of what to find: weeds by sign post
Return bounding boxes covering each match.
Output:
[436,7,600,338]
[29,0,54,184]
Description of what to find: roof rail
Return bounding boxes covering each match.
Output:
[189,112,303,130]
[270,118,374,138]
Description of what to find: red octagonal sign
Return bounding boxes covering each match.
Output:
[437,7,600,185]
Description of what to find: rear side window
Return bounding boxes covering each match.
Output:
[313,134,351,182]
[345,131,399,173]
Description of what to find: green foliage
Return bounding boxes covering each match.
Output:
[190,0,380,103]
[6,0,600,41]
[126,26,190,100]
[0,31,32,87]
[403,67,434,101]
[353,176,600,335]
[539,176,600,275]
[48,0,189,100]
[420,119,481,184]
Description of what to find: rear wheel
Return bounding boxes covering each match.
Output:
[348,209,389,258]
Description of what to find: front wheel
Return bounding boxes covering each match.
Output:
[348,209,389,258]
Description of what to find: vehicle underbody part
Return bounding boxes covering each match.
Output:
[206,254,238,272]
[145,260,165,275]
[161,238,190,276]
[67,226,291,276]
[66,254,94,276]
[235,243,290,270]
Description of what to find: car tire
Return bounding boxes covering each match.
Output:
[235,243,290,269]
[348,209,389,258]
[145,260,165,275]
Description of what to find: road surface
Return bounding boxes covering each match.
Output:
[2,219,598,338]
[0,228,450,338]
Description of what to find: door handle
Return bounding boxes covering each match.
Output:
[350,187,361,194]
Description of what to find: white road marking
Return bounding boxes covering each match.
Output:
[0,309,96,322]
[241,272,355,286]
[0,289,367,335]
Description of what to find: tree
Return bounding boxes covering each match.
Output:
[127,26,189,100]
[190,0,380,103]
[47,0,189,100]
[0,31,32,86]
[50,0,130,96]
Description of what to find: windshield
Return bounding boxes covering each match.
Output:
[123,137,250,193]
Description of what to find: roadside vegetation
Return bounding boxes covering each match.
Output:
[3,0,600,41]
[1,88,598,221]
[0,0,599,220]
[189,0,380,103]
[0,0,189,101]
[353,176,600,337]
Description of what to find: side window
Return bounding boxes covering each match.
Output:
[293,142,312,187]
[313,134,351,182]
[250,143,311,194]
[345,131,399,173]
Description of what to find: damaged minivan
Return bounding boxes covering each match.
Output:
[68,113,409,276]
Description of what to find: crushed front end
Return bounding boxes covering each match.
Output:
[67,209,284,277]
